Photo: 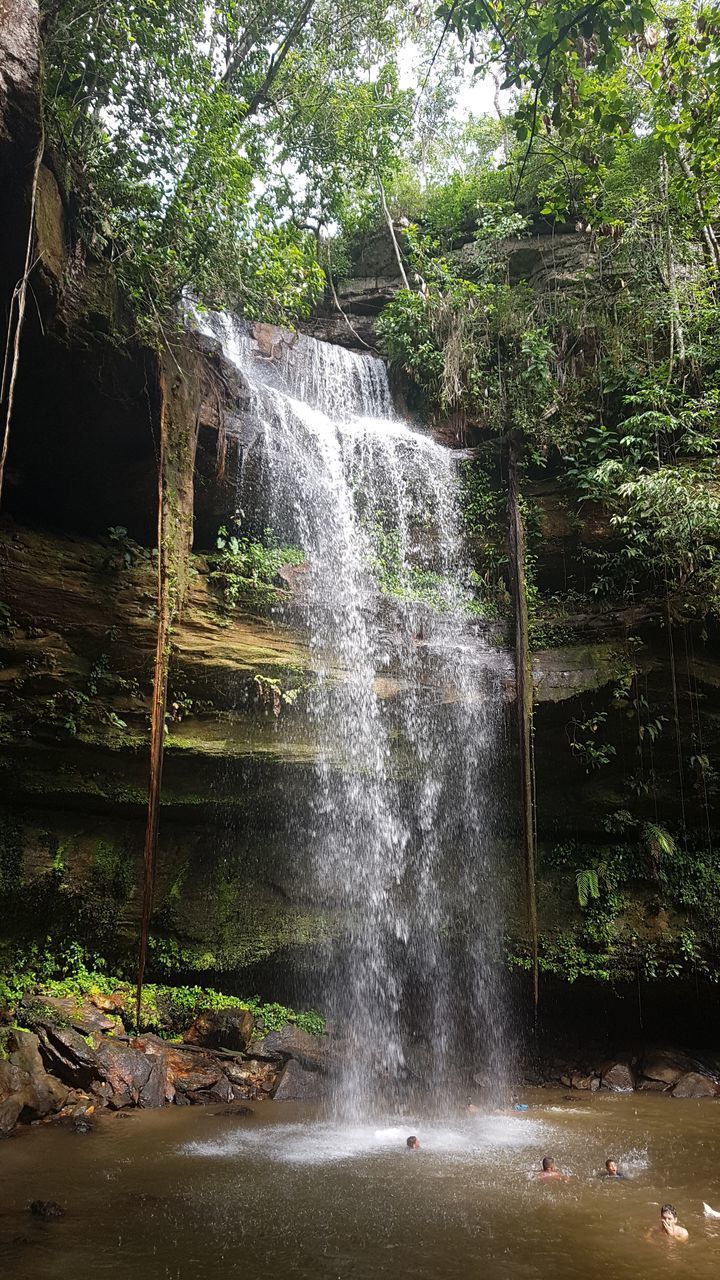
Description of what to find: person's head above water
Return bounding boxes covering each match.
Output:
[407,1136,420,1150]
[606,1159,618,1176]
[661,1204,678,1223]
[542,1157,556,1172]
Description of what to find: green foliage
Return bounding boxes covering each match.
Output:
[377,226,559,445]
[0,944,325,1036]
[567,711,617,772]
[12,651,139,741]
[508,828,720,983]
[210,527,305,610]
[366,521,497,618]
[104,526,147,572]
[642,822,676,861]
[42,0,415,331]
[133,984,323,1037]
[576,868,600,907]
[252,674,303,718]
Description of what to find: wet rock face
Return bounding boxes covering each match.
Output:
[671,1071,719,1099]
[0,0,42,309]
[0,1031,70,1130]
[600,1060,635,1092]
[272,1058,327,1101]
[637,1047,698,1088]
[251,1025,332,1073]
[183,1007,254,1052]
[95,1040,155,1109]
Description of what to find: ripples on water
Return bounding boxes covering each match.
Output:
[2,1097,719,1280]
[182,1113,549,1165]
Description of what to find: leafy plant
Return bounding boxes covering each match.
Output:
[567,712,617,772]
[210,527,305,610]
[576,868,600,908]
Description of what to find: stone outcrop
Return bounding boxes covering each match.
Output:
[537,1043,720,1097]
[0,987,335,1133]
[183,1007,255,1052]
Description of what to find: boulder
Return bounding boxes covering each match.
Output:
[0,1060,31,1097]
[6,1030,68,1116]
[600,1060,635,1092]
[90,992,127,1015]
[639,1047,697,1087]
[131,1034,175,1105]
[570,1073,600,1091]
[671,1071,718,1099]
[96,1040,153,1109]
[29,1201,64,1219]
[251,1026,331,1073]
[6,1029,45,1077]
[223,1058,279,1096]
[158,1045,225,1097]
[31,994,120,1036]
[272,1059,328,1102]
[138,1058,169,1110]
[187,1076,234,1106]
[36,1024,98,1088]
[183,1007,254,1052]
[0,1061,34,1134]
[0,1040,68,1130]
[0,1092,27,1134]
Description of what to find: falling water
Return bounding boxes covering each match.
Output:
[193,313,513,1115]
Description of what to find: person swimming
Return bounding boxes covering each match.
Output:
[602,1158,626,1179]
[536,1157,571,1181]
[647,1204,689,1242]
[406,1135,420,1150]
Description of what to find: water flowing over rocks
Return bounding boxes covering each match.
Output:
[2,24,720,1127]
[191,311,513,1113]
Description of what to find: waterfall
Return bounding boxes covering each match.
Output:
[194,313,513,1114]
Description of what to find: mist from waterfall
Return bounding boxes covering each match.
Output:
[194,312,513,1115]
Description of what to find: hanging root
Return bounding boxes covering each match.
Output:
[136,367,171,1030]
[507,438,540,1021]
[135,350,201,1028]
[0,121,45,506]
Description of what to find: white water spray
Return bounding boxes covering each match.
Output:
[194,314,512,1114]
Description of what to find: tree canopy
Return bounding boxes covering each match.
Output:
[41,0,421,325]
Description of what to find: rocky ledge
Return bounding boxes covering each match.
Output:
[0,991,332,1136]
[530,1045,720,1099]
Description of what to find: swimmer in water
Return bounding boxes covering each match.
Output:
[406,1136,420,1150]
[536,1157,571,1181]
[602,1158,626,1179]
[647,1204,689,1243]
[466,1101,479,1114]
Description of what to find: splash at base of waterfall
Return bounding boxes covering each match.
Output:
[192,311,514,1112]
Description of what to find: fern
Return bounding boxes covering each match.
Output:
[643,823,676,861]
[576,868,600,907]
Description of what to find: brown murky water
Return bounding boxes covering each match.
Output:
[3,1091,720,1279]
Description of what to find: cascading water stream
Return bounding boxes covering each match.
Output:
[194,313,513,1116]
